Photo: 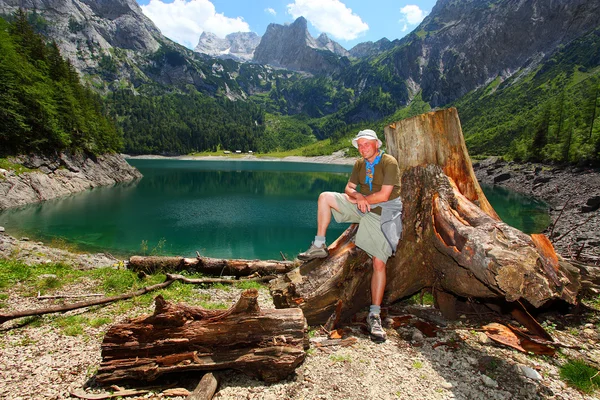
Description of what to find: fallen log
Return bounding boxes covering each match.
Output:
[271,108,581,325]
[128,255,297,277]
[96,289,308,384]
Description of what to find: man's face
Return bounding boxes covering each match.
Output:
[356,138,379,161]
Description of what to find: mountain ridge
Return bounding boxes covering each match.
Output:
[253,16,349,75]
[1,0,599,163]
[194,31,261,62]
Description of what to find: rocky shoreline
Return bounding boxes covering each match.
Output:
[473,158,600,264]
[0,152,142,211]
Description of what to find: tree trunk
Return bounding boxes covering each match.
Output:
[128,255,296,277]
[270,108,581,325]
[96,289,308,384]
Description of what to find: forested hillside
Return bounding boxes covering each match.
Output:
[0,12,122,156]
[108,89,265,154]
[456,27,600,164]
[2,1,599,165]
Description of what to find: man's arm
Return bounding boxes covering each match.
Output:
[345,182,394,213]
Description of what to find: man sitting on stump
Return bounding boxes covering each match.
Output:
[298,129,403,342]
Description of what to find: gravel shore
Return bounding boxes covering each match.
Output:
[1,228,599,400]
[1,156,599,400]
[124,150,357,165]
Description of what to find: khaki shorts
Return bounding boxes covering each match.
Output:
[331,193,392,263]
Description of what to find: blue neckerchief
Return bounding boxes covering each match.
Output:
[365,150,384,191]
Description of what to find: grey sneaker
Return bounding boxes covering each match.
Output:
[298,242,329,261]
[367,313,387,342]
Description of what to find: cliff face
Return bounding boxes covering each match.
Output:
[0,0,160,70]
[253,17,349,75]
[0,153,142,210]
[381,0,600,106]
[349,38,394,59]
[0,0,248,98]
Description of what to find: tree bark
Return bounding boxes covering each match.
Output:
[270,108,581,325]
[128,255,296,277]
[96,289,308,384]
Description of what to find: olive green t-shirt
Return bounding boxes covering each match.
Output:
[349,153,401,214]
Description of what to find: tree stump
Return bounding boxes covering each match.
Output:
[96,289,308,384]
[270,108,580,325]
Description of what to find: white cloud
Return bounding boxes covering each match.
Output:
[286,0,368,41]
[265,7,276,16]
[399,5,427,27]
[140,0,250,49]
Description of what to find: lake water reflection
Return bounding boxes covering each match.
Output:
[0,159,550,260]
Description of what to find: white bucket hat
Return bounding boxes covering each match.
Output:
[351,129,382,149]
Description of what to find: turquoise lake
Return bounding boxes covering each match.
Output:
[0,159,551,260]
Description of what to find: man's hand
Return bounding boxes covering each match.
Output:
[354,193,370,213]
[345,181,395,213]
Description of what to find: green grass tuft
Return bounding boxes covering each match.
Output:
[54,315,88,336]
[89,317,112,328]
[0,259,84,294]
[560,359,600,393]
[89,267,140,294]
[234,280,264,290]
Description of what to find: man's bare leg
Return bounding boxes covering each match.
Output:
[370,257,386,306]
[316,191,341,236]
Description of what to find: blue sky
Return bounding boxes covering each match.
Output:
[136,0,437,50]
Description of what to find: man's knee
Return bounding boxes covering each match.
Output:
[372,257,386,272]
[318,191,339,208]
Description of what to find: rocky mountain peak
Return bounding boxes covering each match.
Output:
[316,32,350,57]
[253,16,348,74]
[194,31,260,62]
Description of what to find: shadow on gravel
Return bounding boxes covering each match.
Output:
[383,299,599,400]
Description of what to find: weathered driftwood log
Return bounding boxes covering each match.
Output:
[96,289,308,384]
[128,255,296,277]
[270,108,581,325]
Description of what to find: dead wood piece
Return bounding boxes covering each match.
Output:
[483,323,556,356]
[37,293,104,300]
[313,337,358,347]
[128,255,296,277]
[323,300,343,332]
[165,273,276,285]
[0,279,175,325]
[187,373,219,400]
[270,108,581,326]
[70,388,149,400]
[510,302,554,342]
[96,289,308,384]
